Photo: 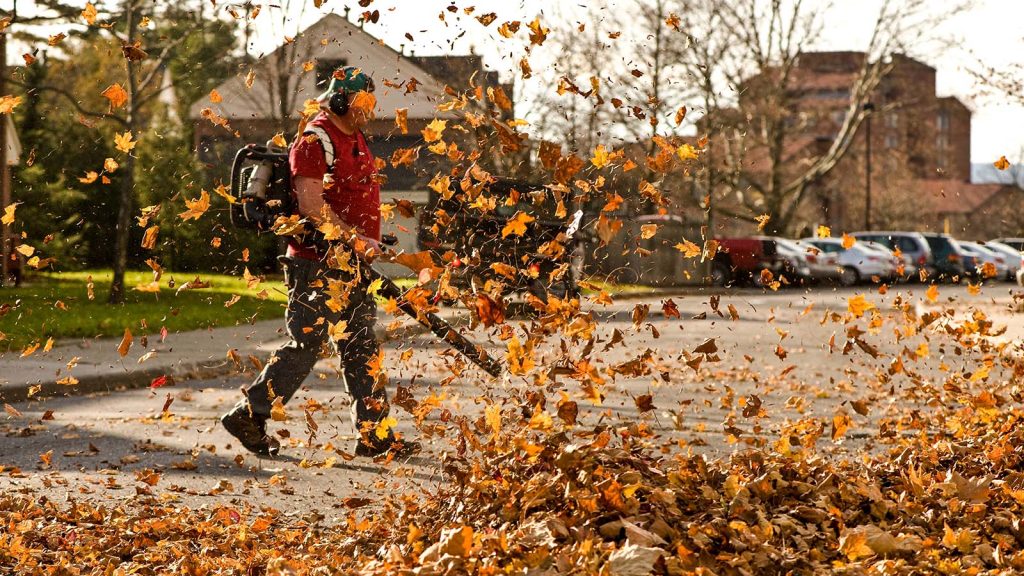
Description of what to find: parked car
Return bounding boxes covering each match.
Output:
[791,239,843,282]
[959,241,1010,280]
[803,237,897,285]
[984,241,1024,281]
[712,237,778,286]
[919,233,969,281]
[851,232,933,279]
[993,237,1024,252]
[417,178,584,299]
[859,241,905,272]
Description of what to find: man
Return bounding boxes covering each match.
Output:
[221,66,418,459]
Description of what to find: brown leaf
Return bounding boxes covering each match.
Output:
[117,328,132,357]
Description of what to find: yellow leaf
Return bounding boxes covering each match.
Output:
[366,277,384,297]
[141,225,159,250]
[178,190,211,221]
[103,157,119,173]
[817,225,831,238]
[505,335,535,375]
[209,89,222,103]
[422,118,447,143]
[213,184,236,205]
[15,244,34,257]
[428,173,451,196]
[117,328,132,357]
[79,171,99,184]
[328,320,349,341]
[640,224,658,239]
[375,416,398,440]
[674,240,701,258]
[114,131,136,153]
[81,2,97,24]
[395,108,408,134]
[485,403,501,439]
[831,412,851,440]
[994,156,1011,171]
[925,284,939,303]
[676,143,698,161]
[0,95,22,115]
[302,99,321,117]
[847,294,875,318]
[133,281,160,293]
[43,337,54,353]
[270,397,287,421]
[271,132,287,148]
[840,530,875,562]
[101,84,128,110]
[591,144,610,168]
[501,211,535,238]
[21,342,40,358]
[755,214,771,231]
[841,233,856,249]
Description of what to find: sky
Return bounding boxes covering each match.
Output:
[8,0,1024,165]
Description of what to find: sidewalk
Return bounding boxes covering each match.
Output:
[0,309,468,404]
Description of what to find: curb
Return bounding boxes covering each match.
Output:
[1,313,470,405]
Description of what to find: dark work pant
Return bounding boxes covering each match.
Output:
[242,256,390,447]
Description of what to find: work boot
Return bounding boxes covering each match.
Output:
[355,437,422,460]
[221,403,280,457]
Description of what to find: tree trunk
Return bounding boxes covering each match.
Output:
[109,0,138,304]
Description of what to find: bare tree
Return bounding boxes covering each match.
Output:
[674,0,968,235]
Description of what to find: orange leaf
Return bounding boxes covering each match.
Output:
[101,84,128,110]
[117,328,133,357]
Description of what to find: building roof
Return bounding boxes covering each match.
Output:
[188,13,453,122]
[917,179,1006,215]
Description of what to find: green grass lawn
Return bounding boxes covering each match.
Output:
[0,270,288,350]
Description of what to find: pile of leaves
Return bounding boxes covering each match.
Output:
[6,397,1024,575]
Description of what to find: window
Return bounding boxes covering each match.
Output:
[315,58,347,90]
[885,134,899,149]
[937,111,950,132]
[885,113,899,129]
[897,237,919,253]
[937,154,947,171]
[936,134,948,150]
[831,111,846,125]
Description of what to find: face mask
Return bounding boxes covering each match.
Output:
[350,91,377,118]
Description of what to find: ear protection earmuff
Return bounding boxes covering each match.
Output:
[328,90,350,117]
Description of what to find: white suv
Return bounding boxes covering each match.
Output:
[851,232,933,280]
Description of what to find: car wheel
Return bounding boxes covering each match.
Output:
[711,262,730,287]
[839,266,859,287]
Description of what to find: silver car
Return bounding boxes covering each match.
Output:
[851,232,933,279]
[960,241,1010,280]
[803,238,898,285]
[983,241,1023,281]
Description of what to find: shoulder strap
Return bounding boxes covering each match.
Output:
[302,125,335,174]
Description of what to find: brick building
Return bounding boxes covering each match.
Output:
[708,51,1021,239]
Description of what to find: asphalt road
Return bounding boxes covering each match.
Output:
[2,283,1021,516]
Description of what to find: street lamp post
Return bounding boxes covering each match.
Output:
[863,102,875,231]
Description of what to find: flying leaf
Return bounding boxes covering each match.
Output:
[501,211,535,238]
[674,240,701,258]
[925,284,939,303]
[640,224,658,239]
[422,118,447,143]
[79,171,99,184]
[81,2,97,24]
[755,214,771,231]
[847,294,875,318]
[817,225,831,238]
[117,328,133,357]
[375,416,398,440]
[591,145,611,168]
[101,84,128,110]
[841,234,856,249]
[178,190,211,221]
[994,156,1011,171]
[676,144,698,161]
[209,89,223,103]
[0,95,22,115]
[395,108,408,134]
[141,226,159,250]
[114,131,136,153]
